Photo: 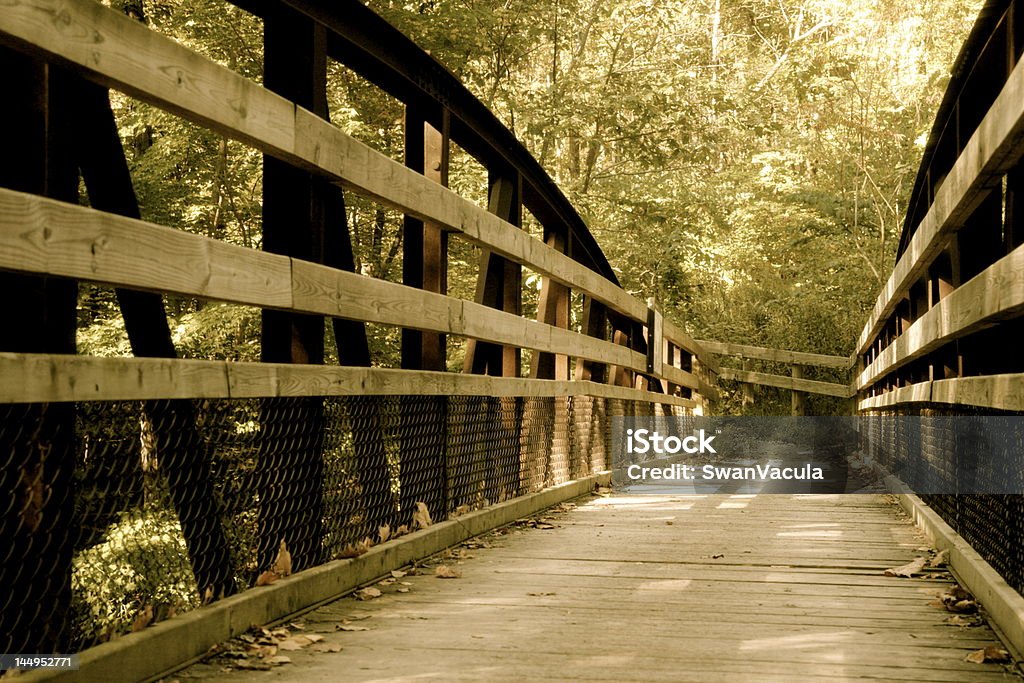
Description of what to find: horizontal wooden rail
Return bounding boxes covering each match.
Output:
[718,367,854,398]
[857,243,1024,390]
[663,320,718,374]
[696,340,853,370]
[0,188,654,375]
[858,374,1024,413]
[855,44,1024,356]
[0,0,658,329]
[0,353,697,407]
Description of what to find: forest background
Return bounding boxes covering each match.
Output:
[82,0,981,410]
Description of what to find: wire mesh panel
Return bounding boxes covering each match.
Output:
[862,404,1024,595]
[0,392,671,653]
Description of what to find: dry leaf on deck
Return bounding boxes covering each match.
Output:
[884,556,927,577]
[378,524,391,543]
[277,636,313,651]
[310,642,343,653]
[355,587,382,600]
[965,646,1010,664]
[928,549,949,568]
[412,502,433,529]
[336,624,370,632]
[265,655,292,666]
[391,569,407,579]
[946,615,982,627]
[435,565,462,579]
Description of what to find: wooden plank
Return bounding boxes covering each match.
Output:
[864,373,1024,412]
[858,381,933,410]
[856,42,1024,356]
[930,373,1024,410]
[0,0,651,327]
[857,242,1024,391]
[0,352,696,407]
[0,187,649,373]
[664,320,719,373]
[696,339,852,370]
[0,186,293,307]
[719,367,854,398]
[659,362,700,391]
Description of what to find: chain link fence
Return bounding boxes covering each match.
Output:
[0,394,681,654]
[860,405,1024,595]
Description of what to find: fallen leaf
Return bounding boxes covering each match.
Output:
[453,504,472,516]
[271,539,292,577]
[396,587,410,593]
[355,587,382,600]
[132,605,154,632]
[391,569,407,579]
[255,570,278,586]
[412,502,433,529]
[395,524,410,536]
[435,565,462,579]
[378,524,391,543]
[336,624,370,632]
[247,644,277,658]
[277,637,310,652]
[884,557,927,578]
[265,655,292,666]
[338,537,373,558]
[945,615,982,627]
[309,642,343,653]
[965,646,1010,664]
[928,549,949,568]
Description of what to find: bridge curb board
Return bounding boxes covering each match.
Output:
[17,473,611,683]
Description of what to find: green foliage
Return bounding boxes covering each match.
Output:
[71,510,197,642]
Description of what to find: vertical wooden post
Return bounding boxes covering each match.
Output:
[741,359,754,407]
[0,48,78,653]
[531,225,571,487]
[575,297,608,382]
[464,169,523,503]
[531,228,570,380]
[400,106,450,523]
[259,10,328,573]
[464,172,522,377]
[791,365,806,416]
[403,107,449,371]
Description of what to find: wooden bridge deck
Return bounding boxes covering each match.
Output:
[181,494,1019,682]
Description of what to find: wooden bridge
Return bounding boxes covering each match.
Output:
[0,0,1023,680]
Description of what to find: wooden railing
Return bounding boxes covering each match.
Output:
[0,0,714,409]
[855,0,1024,414]
[696,340,853,414]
